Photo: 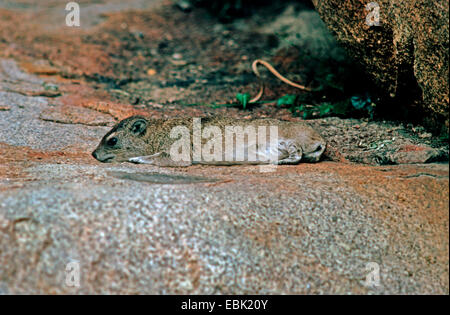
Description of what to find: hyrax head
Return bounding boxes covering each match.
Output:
[92,116,150,163]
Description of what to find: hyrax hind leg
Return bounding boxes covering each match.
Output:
[275,140,303,165]
[129,152,192,167]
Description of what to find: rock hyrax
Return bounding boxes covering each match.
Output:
[92,116,326,166]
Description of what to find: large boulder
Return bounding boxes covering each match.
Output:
[311,0,449,132]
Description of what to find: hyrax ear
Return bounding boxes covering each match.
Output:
[130,119,147,136]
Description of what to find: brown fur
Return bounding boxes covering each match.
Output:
[92,116,326,165]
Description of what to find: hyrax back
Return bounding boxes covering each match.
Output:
[92,116,326,166]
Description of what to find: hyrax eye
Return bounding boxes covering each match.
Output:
[107,137,118,147]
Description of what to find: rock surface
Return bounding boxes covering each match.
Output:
[0,57,448,295]
[311,0,449,131]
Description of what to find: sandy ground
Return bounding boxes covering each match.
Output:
[0,0,448,294]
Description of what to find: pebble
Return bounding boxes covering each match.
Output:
[179,279,193,291]
[172,53,183,60]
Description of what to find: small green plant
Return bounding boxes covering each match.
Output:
[290,100,352,119]
[276,94,297,107]
[236,93,251,109]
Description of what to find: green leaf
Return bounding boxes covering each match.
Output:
[277,94,297,107]
[236,93,250,109]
